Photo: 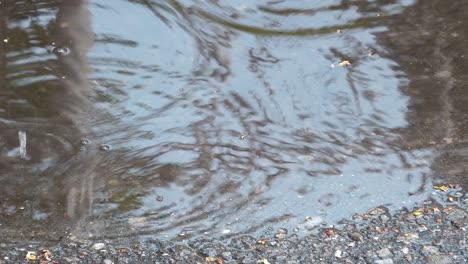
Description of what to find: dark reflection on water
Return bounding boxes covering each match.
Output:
[0,0,466,242]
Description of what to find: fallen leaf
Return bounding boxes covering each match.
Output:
[42,249,52,261]
[434,185,449,192]
[206,257,223,263]
[413,211,423,216]
[338,60,351,66]
[25,252,37,261]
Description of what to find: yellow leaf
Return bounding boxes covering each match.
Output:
[338,60,351,66]
[434,185,449,192]
[25,252,37,261]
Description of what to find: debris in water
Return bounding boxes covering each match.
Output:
[178,231,187,238]
[412,210,423,216]
[52,46,70,56]
[18,130,27,159]
[25,252,37,261]
[41,249,52,261]
[80,139,90,145]
[99,144,111,151]
[156,195,164,202]
[205,257,223,263]
[240,133,248,140]
[338,60,351,66]
[3,38,8,43]
[369,50,376,56]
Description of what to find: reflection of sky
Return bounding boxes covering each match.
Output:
[84,0,433,238]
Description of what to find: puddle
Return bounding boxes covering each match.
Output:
[1,0,467,242]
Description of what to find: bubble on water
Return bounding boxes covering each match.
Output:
[79,147,85,151]
[80,139,90,145]
[99,144,111,151]
[18,130,27,159]
[156,196,164,202]
[52,46,70,56]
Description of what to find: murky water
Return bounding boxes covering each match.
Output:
[1,0,467,242]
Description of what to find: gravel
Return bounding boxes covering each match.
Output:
[0,189,466,264]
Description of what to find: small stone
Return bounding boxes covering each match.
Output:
[64,257,76,263]
[427,255,452,264]
[432,237,444,246]
[334,250,342,258]
[274,228,288,239]
[375,259,393,264]
[376,248,392,258]
[401,247,409,254]
[421,245,439,256]
[418,226,428,232]
[379,214,390,223]
[91,243,106,251]
[446,208,467,228]
[103,259,114,264]
[348,231,364,242]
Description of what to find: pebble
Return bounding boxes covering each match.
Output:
[421,245,439,256]
[64,257,76,263]
[91,243,106,251]
[274,228,288,239]
[222,252,232,259]
[401,247,409,254]
[103,259,114,264]
[375,259,393,264]
[446,208,466,228]
[376,248,392,258]
[379,214,390,223]
[348,231,364,242]
[334,250,342,258]
[427,255,452,264]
